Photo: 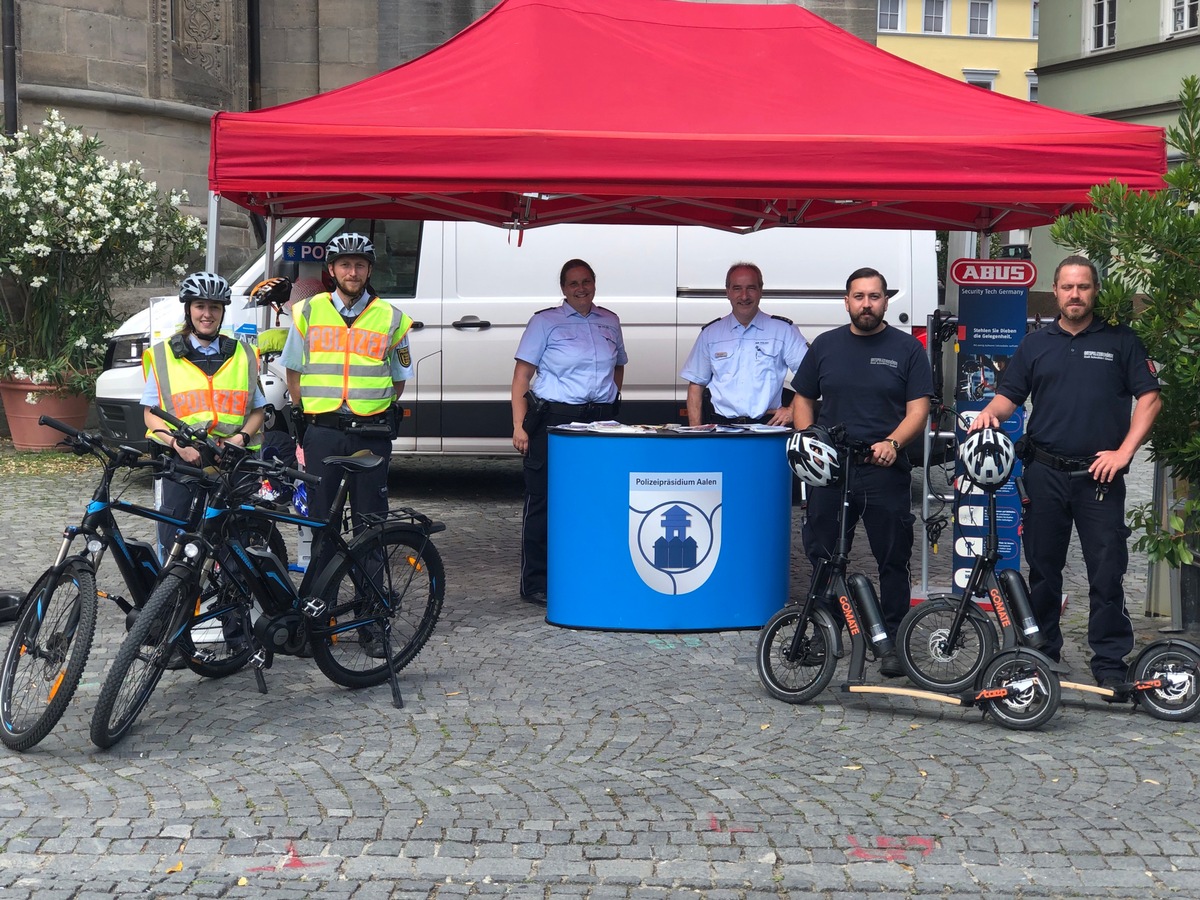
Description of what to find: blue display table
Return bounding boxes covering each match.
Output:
[546,429,791,631]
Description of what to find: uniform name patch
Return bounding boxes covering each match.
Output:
[1083,350,1114,362]
[870,357,899,368]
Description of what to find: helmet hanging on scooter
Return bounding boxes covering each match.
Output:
[786,426,843,488]
[960,427,1016,488]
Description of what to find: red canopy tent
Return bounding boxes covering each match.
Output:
[208,0,1166,233]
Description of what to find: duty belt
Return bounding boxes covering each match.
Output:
[306,411,389,430]
[546,401,615,418]
[709,413,771,426]
[1028,444,1093,473]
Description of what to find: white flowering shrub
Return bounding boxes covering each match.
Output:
[0,110,206,396]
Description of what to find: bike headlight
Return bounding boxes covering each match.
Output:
[183,542,202,559]
[86,539,103,554]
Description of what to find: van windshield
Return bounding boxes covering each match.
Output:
[279,218,423,299]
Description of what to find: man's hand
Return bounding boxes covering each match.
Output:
[968,411,1000,433]
[765,406,793,427]
[869,440,899,467]
[1090,448,1134,484]
[513,425,529,455]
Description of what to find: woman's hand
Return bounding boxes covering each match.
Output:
[513,426,529,456]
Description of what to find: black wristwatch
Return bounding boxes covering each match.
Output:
[236,431,251,444]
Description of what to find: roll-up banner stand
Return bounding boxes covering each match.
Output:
[950,258,1037,592]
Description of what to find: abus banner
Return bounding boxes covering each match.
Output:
[950,259,1037,287]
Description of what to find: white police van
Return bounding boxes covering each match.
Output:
[95,217,939,453]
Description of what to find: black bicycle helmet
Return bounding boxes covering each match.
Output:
[248,275,293,308]
[960,427,1016,488]
[325,233,376,265]
[178,271,232,305]
[787,426,843,488]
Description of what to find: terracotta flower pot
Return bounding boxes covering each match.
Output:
[0,380,91,451]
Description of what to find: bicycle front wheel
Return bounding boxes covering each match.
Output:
[0,560,98,751]
[755,607,837,704]
[90,571,192,749]
[310,528,445,689]
[897,598,997,693]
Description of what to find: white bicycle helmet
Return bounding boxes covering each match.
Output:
[325,232,376,265]
[787,426,842,488]
[960,427,1016,488]
[178,271,231,305]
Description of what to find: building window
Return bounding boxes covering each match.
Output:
[968,0,994,35]
[923,0,947,33]
[963,68,998,90]
[879,0,904,31]
[1173,0,1199,33]
[1032,0,1039,37]
[1026,72,1039,102]
[1091,0,1116,49]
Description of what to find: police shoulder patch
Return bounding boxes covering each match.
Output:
[398,344,412,368]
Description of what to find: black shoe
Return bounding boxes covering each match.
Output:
[358,627,387,659]
[1097,674,1131,703]
[164,647,187,671]
[880,651,905,679]
[522,591,547,606]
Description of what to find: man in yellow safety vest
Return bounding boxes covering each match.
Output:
[280,233,413,575]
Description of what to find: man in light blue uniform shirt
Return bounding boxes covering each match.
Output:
[680,262,809,426]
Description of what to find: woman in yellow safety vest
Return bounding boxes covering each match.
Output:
[142,271,266,558]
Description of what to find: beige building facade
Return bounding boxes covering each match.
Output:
[876,0,1040,99]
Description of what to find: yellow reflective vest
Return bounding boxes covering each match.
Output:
[294,293,412,416]
[143,337,263,448]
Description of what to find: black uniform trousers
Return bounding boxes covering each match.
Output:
[156,473,196,560]
[1022,462,1133,679]
[801,463,915,640]
[520,410,605,598]
[302,422,393,578]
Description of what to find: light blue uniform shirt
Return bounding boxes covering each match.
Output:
[278,290,414,383]
[679,310,808,419]
[141,333,268,408]
[515,302,628,404]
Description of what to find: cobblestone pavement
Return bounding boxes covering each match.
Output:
[0,446,1197,899]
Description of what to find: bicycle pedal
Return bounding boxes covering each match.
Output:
[193,648,216,663]
[301,597,327,618]
[250,649,269,669]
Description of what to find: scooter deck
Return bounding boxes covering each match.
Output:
[843,683,967,706]
[1060,679,1120,699]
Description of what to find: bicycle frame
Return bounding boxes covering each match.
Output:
[162,447,438,708]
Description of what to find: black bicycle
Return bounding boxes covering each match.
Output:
[756,425,1061,730]
[0,417,213,751]
[89,407,445,748]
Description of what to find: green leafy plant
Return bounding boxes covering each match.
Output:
[1051,77,1200,565]
[0,110,205,398]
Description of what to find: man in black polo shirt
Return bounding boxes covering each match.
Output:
[791,267,934,678]
[970,255,1161,692]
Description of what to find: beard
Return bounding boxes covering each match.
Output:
[851,310,882,332]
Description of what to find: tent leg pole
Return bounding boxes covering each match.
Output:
[206,191,221,272]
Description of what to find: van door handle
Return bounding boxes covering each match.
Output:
[452,316,491,330]
[409,321,425,330]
